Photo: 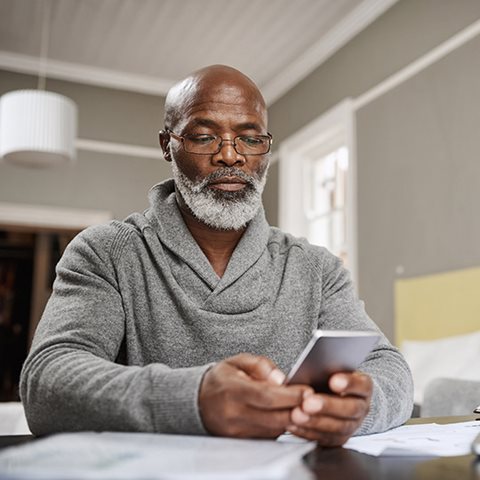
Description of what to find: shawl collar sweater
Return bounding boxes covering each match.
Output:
[21,180,413,436]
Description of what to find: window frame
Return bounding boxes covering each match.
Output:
[278,99,358,287]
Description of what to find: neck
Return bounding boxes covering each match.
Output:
[175,192,246,278]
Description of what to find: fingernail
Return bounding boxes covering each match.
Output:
[304,396,323,413]
[303,389,314,399]
[331,375,348,391]
[287,425,298,432]
[268,369,285,385]
[292,408,310,424]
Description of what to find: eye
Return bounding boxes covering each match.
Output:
[238,135,263,146]
[186,134,216,145]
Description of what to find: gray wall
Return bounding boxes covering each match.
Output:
[269,0,480,147]
[268,0,480,340]
[0,71,168,219]
[357,35,480,340]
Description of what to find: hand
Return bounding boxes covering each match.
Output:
[287,371,373,446]
[199,353,313,438]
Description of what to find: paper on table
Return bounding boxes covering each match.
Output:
[0,431,316,480]
[344,420,480,457]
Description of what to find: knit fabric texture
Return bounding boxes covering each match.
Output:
[21,179,413,436]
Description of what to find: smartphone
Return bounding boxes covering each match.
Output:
[285,330,380,393]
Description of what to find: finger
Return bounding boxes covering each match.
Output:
[287,425,351,447]
[209,361,307,410]
[214,400,294,438]
[301,393,369,420]
[329,371,372,398]
[226,353,285,384]
[243,381,308,410]
[241,406,295,437]
[212,403,292,439]
[292,407,362,435]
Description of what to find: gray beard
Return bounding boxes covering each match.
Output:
[171,160,268,231]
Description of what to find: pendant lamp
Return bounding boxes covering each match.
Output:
[0,0,77,167]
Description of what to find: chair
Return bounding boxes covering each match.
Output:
[421,378,480,417]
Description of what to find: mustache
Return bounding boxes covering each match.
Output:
[194,168,259,190]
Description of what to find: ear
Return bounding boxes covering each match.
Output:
[159,130,172,162]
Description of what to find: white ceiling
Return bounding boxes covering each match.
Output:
[0,0,397,104]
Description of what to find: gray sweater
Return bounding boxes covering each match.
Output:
[20,179,413,436]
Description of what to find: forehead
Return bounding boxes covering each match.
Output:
[176,81,267,131]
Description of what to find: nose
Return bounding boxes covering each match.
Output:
[212,139,245,167]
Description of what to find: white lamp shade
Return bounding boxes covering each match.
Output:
[0,90,77,167]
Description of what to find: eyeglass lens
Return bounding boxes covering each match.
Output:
[183,135,270,155]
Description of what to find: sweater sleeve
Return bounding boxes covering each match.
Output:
[316,250,414,435]
[20,224,211,436]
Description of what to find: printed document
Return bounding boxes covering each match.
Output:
[0,431,315,480]
[344,420,480,457]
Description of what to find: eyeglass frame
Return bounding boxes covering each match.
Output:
[162,129,273,156]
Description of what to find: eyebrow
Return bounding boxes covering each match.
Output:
[235,122,263,132]
[187,118,264,132]
[188,118,219,129]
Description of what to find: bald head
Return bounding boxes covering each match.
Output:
[164,65,267,130]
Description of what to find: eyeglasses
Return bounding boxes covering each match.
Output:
[165,129,272,155]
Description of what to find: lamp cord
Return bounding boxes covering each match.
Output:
[37,0,52,91]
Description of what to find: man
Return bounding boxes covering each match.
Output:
[21,65,413,445]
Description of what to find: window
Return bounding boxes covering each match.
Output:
[305,145,349,263]
[279,100,357,283]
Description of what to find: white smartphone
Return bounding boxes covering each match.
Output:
[285,330,380,393]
